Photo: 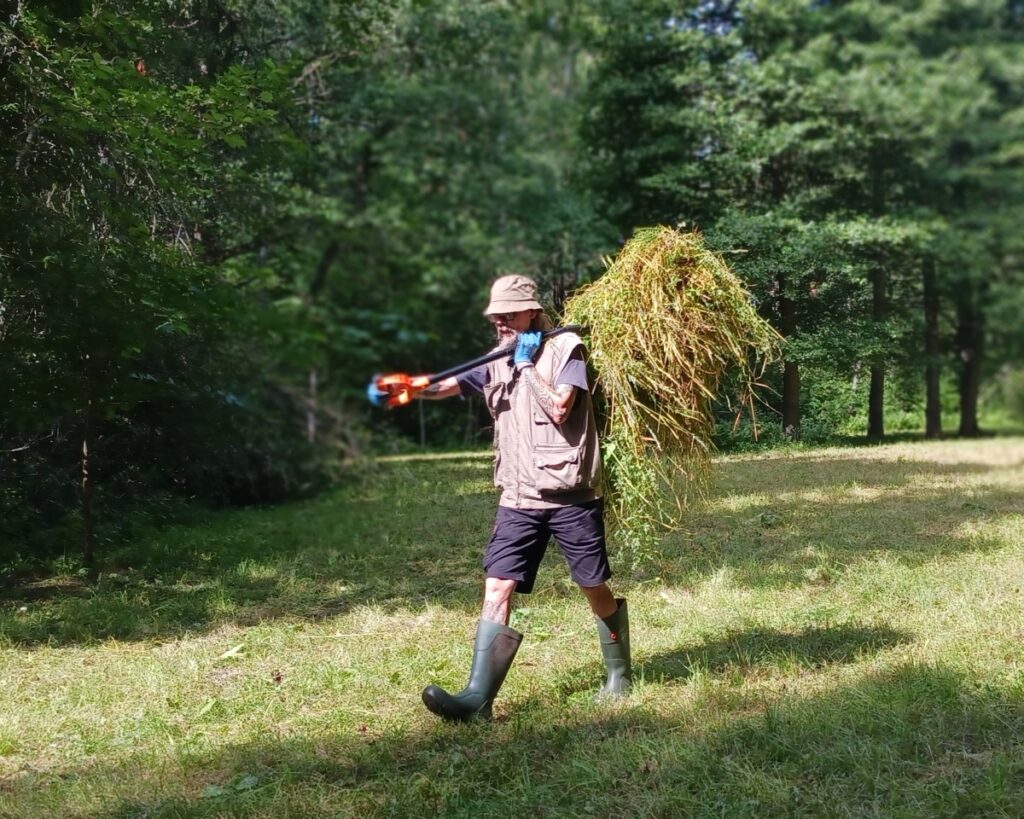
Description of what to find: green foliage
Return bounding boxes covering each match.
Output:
[0,2,331,554]
[580,0,1024,441]
[3,0,1024,561]
[1,0,619,556]
[983,367,1024,425]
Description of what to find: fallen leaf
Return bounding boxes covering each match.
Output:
[217,644,245,661]
[196,697,218,718]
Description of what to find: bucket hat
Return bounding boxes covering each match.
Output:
[484,274,543,315]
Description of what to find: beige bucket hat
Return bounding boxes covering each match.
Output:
[484,274,543,315]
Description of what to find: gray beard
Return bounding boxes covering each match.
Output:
[494,329,516,349]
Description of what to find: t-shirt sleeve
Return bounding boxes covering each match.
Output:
[554,347,589,392]
[456,363,490,398]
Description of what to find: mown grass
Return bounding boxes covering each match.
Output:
[1,438,1023,817]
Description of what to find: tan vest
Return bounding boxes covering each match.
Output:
[483,332,602,509]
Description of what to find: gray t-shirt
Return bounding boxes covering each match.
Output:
[457,347,589,398]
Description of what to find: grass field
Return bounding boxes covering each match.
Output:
[1,437,1023,817]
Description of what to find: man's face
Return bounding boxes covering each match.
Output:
[489,309,535,345]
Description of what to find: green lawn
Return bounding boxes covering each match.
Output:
[1,438,1023,817]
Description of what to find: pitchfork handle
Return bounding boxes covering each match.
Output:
[427,325,586,385]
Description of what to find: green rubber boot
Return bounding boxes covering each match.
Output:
[595,598,631,699]
[422,619,523,722]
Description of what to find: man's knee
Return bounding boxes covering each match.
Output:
[579,581,611,599]
[484,576,517,601]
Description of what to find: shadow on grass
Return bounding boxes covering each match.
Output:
[1,443,1022,646]
[550,622,910,700]
[0,457,498,646]
[674,447,1024,589]
[640,622,911,685]
[10,662,1022,817]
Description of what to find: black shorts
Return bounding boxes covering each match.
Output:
[483,499,611,593]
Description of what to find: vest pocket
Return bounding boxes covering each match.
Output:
[532,444,584,493]
[483,381,509,419]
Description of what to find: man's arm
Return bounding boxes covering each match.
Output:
[518,364,576,424]
[416,376,461,400]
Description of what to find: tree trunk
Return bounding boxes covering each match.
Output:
[956,285,984,437]
[304,239,339,446]
[308,240,339,301]
[778,275,800,438]
[307,367,318,444]
[867,265,887,440]
[868,367,884,439]
[464,396,477,445]
[782,361,800,438]
[923,258,942,438]
[81,396,96,568]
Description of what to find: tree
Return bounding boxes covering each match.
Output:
[1,2,311,560]
[580,0,1024,440]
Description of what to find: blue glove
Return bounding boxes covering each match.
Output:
[514,331,542,368]
[366,377,389,407]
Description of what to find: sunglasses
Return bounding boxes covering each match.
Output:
[488,312,519,324]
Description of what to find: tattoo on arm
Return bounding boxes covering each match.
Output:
[520,366,575,423]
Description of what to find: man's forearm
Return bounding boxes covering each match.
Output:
[417,377,461,400]
[519,365,574,424]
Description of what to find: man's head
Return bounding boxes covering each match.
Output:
[485,274,544,343]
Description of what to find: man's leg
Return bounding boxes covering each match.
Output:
[481,576,517,624]
[421,508,547,721]
[590,594,631,698]
[549,501,632,698]
[579,582,618,619]
[421,580,523,722]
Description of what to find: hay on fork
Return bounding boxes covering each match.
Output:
[562,226,781,565]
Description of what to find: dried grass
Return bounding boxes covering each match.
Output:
[562,226,781,563]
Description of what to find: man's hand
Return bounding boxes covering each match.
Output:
[514,331,542,369]
[366,377,389,407]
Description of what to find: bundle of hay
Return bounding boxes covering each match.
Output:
[562,226,780,565]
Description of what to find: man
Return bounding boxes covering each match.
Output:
[408,274,631,721]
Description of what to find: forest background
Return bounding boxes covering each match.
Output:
[3,0,1023,563]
